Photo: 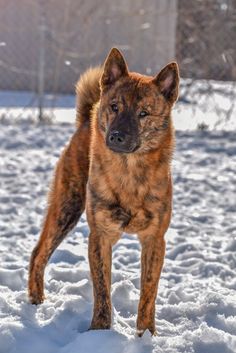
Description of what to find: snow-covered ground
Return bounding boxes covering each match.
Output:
[0,122,236,353]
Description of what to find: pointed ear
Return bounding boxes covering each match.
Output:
[101,48,129,90]
[153,62,179,103]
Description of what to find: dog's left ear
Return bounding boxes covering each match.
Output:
[101,48,129,90]
[153,62,179,104]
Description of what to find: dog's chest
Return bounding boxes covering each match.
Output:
[109,201,155,233]
[88,154,166,233]
[105,174,157,233]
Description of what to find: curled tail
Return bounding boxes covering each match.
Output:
[76,66,102,127]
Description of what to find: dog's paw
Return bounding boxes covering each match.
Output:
[136,329,145,337]
[29,292,45,305]
[136,325,157,337]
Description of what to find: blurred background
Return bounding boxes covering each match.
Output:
[0,0,235,129]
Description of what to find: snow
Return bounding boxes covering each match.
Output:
[0,122,236,353]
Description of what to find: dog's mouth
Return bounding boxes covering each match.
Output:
[106,140,140,154]
[107,144,140,154]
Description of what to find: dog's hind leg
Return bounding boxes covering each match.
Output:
[28,129,89,304]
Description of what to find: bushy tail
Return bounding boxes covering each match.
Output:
[75,66,102,127]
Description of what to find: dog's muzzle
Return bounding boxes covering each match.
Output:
[106,130,139,153]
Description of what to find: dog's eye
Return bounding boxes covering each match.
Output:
[139,110,149,118]
[111,103,118,113]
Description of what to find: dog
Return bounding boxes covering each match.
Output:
[28,48,179,336]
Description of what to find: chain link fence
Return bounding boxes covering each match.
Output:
[176,0,236,128]
[0,0,235,127]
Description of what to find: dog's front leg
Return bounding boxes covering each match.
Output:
[137,227,167,336]
[88,229,120,330]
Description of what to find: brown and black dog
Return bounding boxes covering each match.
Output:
[28,48,179,336]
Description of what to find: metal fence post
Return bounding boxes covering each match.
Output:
[38,1,46,122]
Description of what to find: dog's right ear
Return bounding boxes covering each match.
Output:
[101,48,129,90]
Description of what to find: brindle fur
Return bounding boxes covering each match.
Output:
[28,48,179,336]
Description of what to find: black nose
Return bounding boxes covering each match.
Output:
[108,131,126,145]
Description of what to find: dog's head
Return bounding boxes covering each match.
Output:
[98,48,179,154]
